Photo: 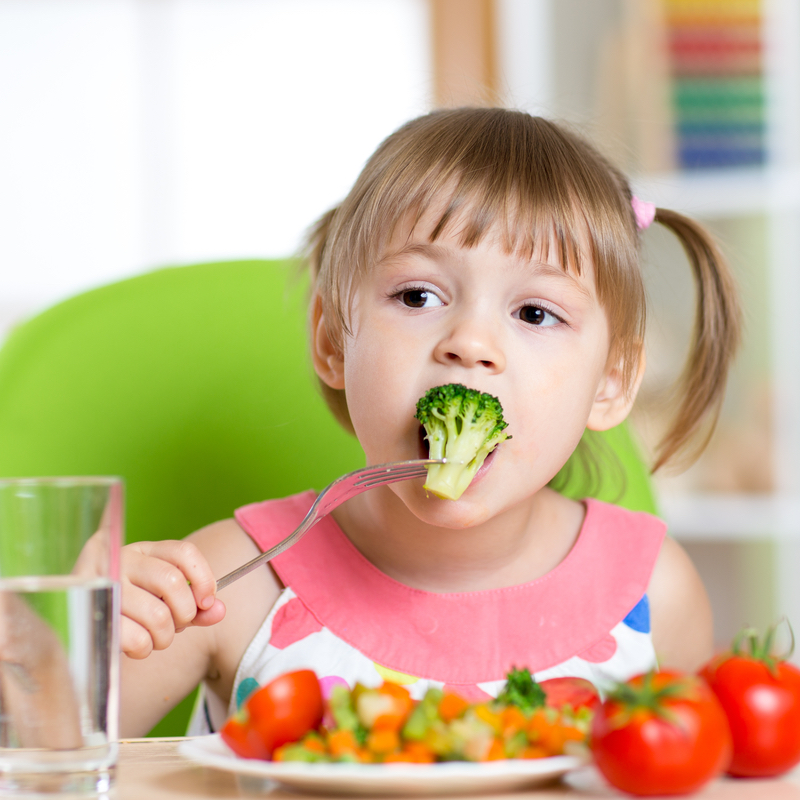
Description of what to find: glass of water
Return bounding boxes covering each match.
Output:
[0,477,122,796]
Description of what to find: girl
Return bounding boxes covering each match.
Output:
[118,108,740,737]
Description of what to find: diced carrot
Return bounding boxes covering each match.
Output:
[560,724,587,746]
[327,729,359,757]
[402,740,436,763]
[526,708,553,740]
[519,744,550,759]
[379,681,412,703]
[302,735,327,754]
[372,710,409,732]
[500,705,527,735]
[484,737,506,761]
[367,728,400,755]
[383,741,436,763]
[271,744,290,762]
[527,713,587,756]
[356,748,374,763]
[374,682,414,730]
[438,692,470,722]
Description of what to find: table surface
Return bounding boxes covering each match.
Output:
[116,737,800,799]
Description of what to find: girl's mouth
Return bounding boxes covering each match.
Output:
[416,425,501,484]
[418,426,428,459]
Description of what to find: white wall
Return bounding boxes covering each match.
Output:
[0,0,432,337]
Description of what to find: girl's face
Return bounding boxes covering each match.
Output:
[315,201,633,528]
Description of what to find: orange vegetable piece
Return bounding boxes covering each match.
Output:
[403,740,436,763]
[500,705,528,735]
[485,737,506,761]
[439,692,470,722]
[526,709,585,755]
[327,729,359,757]
[383,741,436,764]
[520,744,550,759]
[271,744,291,761]
[366,682,414,732]
[367,728,400,755]
[302,735,327,754]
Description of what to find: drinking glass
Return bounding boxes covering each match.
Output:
[0,477,123,796]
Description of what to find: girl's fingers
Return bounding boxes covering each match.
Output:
[191,598,226,628]
[121,541,216,626]
[120,582,181,654]
[120,610,156,660]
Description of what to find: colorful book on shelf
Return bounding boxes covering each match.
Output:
[663,0,767,170]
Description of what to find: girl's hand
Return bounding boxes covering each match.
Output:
[120,540,226,659]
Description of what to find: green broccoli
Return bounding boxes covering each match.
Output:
[414,383,511,501]
[495,667,545,714]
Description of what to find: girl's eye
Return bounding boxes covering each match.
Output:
[518,304,561,327]
[398,288,443,309]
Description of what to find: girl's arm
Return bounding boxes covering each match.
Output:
[648,535,714,672]
[119,518,282,737]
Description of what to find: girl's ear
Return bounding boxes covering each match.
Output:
[310,293,345,390]
[586,350,646,432]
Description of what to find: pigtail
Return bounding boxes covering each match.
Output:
[651,208,742,472]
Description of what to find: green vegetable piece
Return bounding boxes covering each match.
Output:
[402,687,444,740]
[274,742,330,763]
[496,667,546,714]
[328,684,368,745]
[504,729,530,758]
[415,384,510,500]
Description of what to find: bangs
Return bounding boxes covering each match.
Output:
[355,110,635,284]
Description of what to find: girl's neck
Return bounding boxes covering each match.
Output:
[330,487,586,593]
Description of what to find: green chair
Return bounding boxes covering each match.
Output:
[0,258,655,735]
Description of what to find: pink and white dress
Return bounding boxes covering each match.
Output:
[189,492,666,734]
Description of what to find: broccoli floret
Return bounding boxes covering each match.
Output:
[495,667,545,714]
[415,383,510,501]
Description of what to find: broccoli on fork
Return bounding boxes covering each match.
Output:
[415,383,511,501]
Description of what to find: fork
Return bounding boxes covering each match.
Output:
[215,459,442,591]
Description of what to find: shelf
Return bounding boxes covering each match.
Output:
[632,166,800,218]
[659,492,800,540]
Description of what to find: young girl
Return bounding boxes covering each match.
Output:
[118,108,740,737]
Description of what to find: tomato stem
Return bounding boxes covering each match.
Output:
[731,618,795,674]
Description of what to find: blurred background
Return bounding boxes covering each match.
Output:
[2,0,800,654]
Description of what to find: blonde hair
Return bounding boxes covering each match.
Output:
[305,107,740,472]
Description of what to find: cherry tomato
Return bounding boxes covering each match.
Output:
[221,670,324,760]
[700,625,800,777]
[591,670,731,796]
[539,677,600,713]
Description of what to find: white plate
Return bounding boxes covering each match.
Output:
[178,734,587,797]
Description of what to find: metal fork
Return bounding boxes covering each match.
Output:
[215,459,442,591]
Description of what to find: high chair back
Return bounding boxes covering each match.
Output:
[0,259,656,736]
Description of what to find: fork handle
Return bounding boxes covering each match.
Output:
[215,519,313,591]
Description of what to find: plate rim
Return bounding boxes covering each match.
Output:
[178,733,587,783]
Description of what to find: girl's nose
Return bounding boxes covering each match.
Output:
[433,314,506,373]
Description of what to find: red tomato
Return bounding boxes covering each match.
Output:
[700,627,800,777]
[539,677,600,713]
[591,670,732,796]
[221,670,323,760]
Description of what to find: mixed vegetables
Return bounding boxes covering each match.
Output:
[221,668,597,764]
[219,622,800,795]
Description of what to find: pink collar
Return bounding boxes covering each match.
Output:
[235,493,665,683]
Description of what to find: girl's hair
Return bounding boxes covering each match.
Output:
[304,107,740,472]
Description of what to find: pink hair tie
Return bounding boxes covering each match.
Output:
[631,195,656,231]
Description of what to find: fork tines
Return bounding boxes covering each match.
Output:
[354,464,430,488]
